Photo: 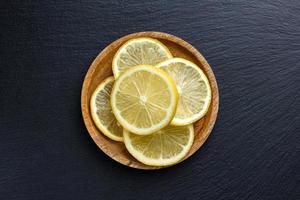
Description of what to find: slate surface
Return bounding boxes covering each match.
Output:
[0,1,299,199]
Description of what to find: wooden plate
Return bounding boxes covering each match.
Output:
[81,32,219,169]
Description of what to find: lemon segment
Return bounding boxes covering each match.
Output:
[112,37,172,78]
[111,65,178,135]
[90,77,123,142]
[156,58,211,126]
[124,125,194,166]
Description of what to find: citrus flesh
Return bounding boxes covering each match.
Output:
[156,58,211,126]
[90,76,123,141]
[112,37,172,78]
[111,65,178,135]
[124,125,194,166]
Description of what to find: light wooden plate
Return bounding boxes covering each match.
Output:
[81,32,219,169]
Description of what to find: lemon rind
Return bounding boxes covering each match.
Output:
[111,65,178,135]
[90,76,123,142]
[156,58,212,126]
[112,37,173,78]
[123,125,194,167]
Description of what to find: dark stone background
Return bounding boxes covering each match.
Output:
[0,1,299,199]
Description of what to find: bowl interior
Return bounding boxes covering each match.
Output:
[81,32,219,169]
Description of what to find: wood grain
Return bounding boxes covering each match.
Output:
[81,32,219,169]
[2,1,300,199]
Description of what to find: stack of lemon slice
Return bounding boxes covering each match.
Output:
[90,38,211,167]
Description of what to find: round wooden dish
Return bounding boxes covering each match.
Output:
[81,32,219,169]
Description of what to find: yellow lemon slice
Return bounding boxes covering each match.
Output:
[90,76,123,142]
[156,58,211,126]
[112,37,172,78]
[124,125,194,166]
[111,65,178,135]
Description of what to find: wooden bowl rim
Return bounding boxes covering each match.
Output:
[81,31,219,170]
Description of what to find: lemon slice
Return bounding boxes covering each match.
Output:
[156,58,211,126]
[90,76,123,142]
[111,65,178,135]
[124,125,194,166]
[112,37,172,78]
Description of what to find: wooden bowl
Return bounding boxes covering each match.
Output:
[81,32,219,169]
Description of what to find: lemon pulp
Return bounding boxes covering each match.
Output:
[111,65,178,135]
